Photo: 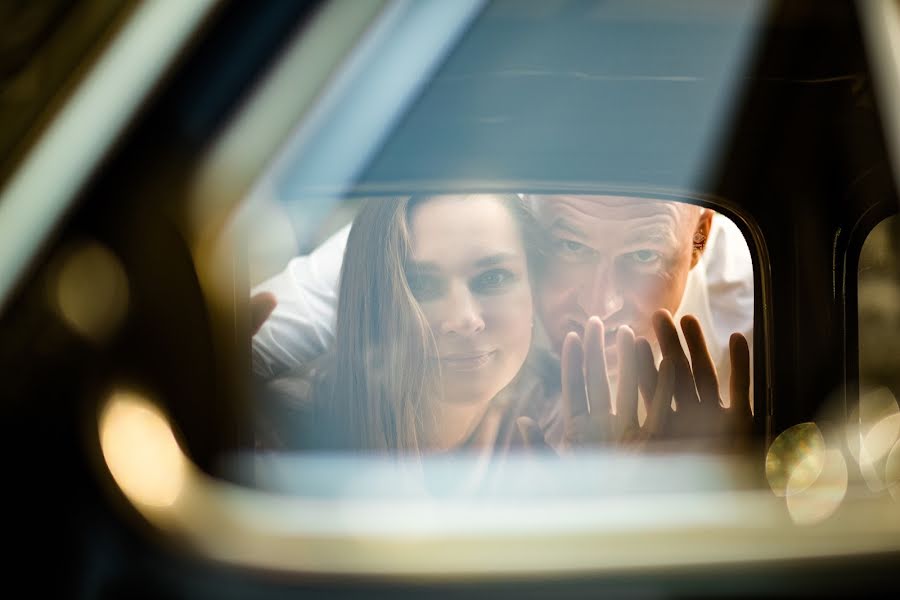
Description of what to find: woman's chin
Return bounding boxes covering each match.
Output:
[440,360,518,403]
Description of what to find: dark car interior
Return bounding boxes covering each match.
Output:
[4,0,900,597]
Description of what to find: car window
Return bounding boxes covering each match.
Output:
[246,194,755,449]
[202,0,767,519]
[58,0,900,584]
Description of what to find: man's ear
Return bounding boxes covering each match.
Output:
[690,209,713,269]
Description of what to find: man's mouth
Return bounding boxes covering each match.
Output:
[604,327,619,348]
[566,319,619,348]
[565,319,584,337]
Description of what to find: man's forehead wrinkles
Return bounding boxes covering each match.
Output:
[539,197,684,222]
[626,222,680,247]
[549,215,587,235]
[551,209,681,232]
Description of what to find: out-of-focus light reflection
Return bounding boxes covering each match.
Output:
[858,388,900,459]
[885,439,900,502]
[766,422,825,497]
[786,448,848,525]
[99,390,187,508]
[54,241,129,343]
[860,413,900,484]
[851,387,900,491]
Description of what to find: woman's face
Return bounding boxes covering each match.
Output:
[406,195,534,405]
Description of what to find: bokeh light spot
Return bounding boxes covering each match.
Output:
[786,448,848,525]
[54,241,129,343]
[766,422,825,497]
[885,438,900,502]
[99,390,187,508]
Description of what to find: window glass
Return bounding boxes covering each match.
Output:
[246,195,755,464]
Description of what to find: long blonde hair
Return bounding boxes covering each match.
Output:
[315,195,541,453]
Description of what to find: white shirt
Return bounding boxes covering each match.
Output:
[251,213,754,405]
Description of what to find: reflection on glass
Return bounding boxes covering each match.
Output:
[785,448,848,525]
[53,240,129,343]
[859,215,900,407]
[884,439,900,502]
[249,194,755,474]
[99,390,187,508]
[858,216,900,494]
[766,422,826,498]
[854,387,900,492]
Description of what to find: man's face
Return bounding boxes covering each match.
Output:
[533,195,709,370]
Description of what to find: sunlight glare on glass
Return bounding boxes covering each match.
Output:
[858,387,900,466]
[885,438,900,502]
[851,387,900,491]
[54,241,129,343]
[765,422,825,497]
[244,200,299,287]
[785,448,848,525]
[99,390,187,508]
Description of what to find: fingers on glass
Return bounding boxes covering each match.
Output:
[651,309,682,358]
[647,357,676,435]
[651,309,698,408]
[583,316,611,416]
[635,337,657,408]
[729,332,752,417]
[616,325,639,431]
[561,331,589,424]
[681,314,721,409]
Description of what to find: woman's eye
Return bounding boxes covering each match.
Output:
[624,249,661,264]
[473,269,515,292]
[407,275,442,300]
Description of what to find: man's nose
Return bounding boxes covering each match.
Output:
[578,261,624,319]
[438,284,485,337]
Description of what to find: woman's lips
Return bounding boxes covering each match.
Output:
[440,350,496,371]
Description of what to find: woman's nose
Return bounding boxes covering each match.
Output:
[438,285,485,336]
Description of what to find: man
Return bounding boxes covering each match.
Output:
[250,194,755,446]
[529,195,752,402]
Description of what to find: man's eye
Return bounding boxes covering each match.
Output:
[554,238,593,258]
[623,250,661,264]
[473,269,516,293]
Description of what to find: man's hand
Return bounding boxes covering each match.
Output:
[517,310,752,453]
[558,318,667,449]
[250,292,277,337]
[518,316,676,452]
[638,309,752,448]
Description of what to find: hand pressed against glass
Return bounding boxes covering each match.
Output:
[519,310,752,453]
[640,311,752,442]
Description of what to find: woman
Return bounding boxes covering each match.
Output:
[261,194,558,457]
